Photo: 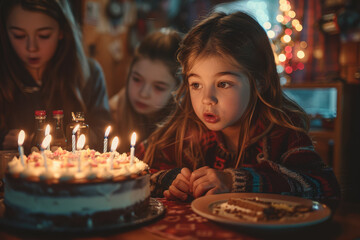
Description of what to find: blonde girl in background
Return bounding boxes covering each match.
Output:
[139,11,340,204]
[110,28,182,153]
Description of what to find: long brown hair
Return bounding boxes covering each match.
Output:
[0,0,89,127]
[113,28,182,152]
[143,11,309,169]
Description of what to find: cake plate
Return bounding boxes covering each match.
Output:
[0,198,165,234]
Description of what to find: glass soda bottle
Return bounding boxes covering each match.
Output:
[51,110,66,151]
[66,112,89,151]
[31,110,47,152]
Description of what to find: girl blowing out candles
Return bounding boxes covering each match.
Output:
[138,11,340,203]
[0,0,111,153]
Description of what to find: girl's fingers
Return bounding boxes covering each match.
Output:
[169,185,188,201]
[189,166,209,187]
[193,180,214,198]
[205,187,218,196]
[163,190,177,200]
[181,167,191,180]
[172,177,190,193]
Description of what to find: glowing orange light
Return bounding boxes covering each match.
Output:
[77,134,85,150]
[111,137,119,152]
[18,130,25,146]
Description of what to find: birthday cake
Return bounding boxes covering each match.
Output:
[3,148,150,228]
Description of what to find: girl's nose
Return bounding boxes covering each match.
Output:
[139,83,151,98]
[202,87,218,105]
[27,36,38,52]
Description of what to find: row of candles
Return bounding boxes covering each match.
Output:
[17,126,137,171]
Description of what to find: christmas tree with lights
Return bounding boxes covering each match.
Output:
[267,0,307,85]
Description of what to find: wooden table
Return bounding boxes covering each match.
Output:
[0,198,359,240]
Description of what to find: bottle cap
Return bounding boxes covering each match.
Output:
[74,112,85,121]
[34,110,46,116]
[53,110,64,116]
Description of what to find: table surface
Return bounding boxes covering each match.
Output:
[0,198,359,240]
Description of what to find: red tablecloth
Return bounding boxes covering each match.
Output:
[145,198,256,240]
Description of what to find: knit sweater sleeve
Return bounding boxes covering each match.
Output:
[223,129,340,202]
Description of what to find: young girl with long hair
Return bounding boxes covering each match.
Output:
[139,11,340,203]
[0,0,111,152]
[110,28,182,153]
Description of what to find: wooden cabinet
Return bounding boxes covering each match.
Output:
[282,82,360,200]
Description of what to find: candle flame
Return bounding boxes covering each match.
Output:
[41,135,52,149]
[105,126,111,137]
[131,132,137,146]
[77,134,86,150]
[45,124,50,136]
[111,136,119,152]
[18,130,25,145]
[72,124,80,134]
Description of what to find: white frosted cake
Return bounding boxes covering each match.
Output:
[3,148,150,228]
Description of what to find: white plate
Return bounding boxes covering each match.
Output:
[191,193,331,229]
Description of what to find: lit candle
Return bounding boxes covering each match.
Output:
[76,134,85,172]
[72,124,80,153]
[45,124,50,150]
[103,126,111,153]
[18,130,25,166]
[110,137,119,170]
[130,132,136,165]
[41,135,52,171]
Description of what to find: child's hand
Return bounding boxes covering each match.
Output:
[163,167,192,201]
[190,166,233,198]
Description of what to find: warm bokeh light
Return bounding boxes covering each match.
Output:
[267,30,275,38]
[263,22,272,29]
[288,10,296,18]
[276,14,284,23]
[278,54,286,62]
[292,19,300,27]
[285,66,293,74]
[297,50,305,59]
[300,41,308,48]
[285,46,292,52]
[283,35,291,43]
[297,62,304,70]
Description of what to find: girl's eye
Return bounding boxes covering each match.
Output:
[13,35,26,39]
[217,82,232,89]
[154,85,166,92]
[38,35,51,39]
[189,82,201,90]
[132,76,141,83]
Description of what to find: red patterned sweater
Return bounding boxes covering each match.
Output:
[136,119,341,203]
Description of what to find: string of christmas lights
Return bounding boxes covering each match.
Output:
[266,0,307,85]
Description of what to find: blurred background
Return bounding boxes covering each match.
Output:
[69,0,360,202]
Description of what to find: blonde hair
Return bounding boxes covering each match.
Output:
[143,11,309,169]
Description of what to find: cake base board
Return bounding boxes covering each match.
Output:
[0,198,164,234]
